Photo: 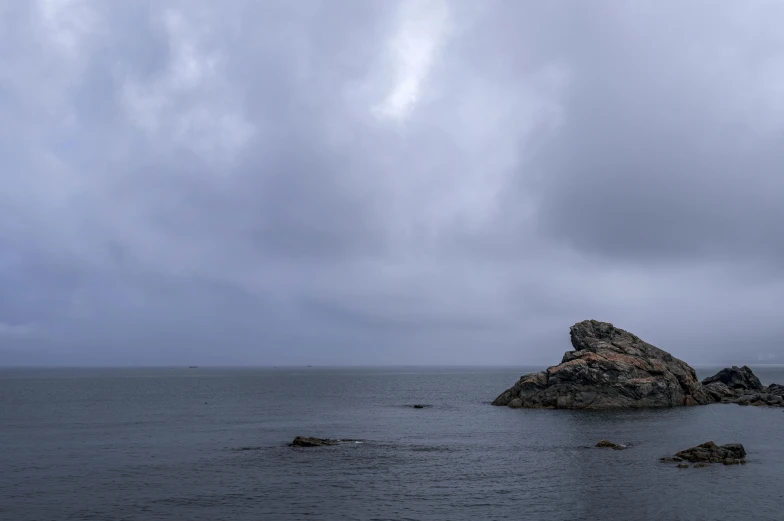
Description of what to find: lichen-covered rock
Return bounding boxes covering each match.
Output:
[492,320,711,409]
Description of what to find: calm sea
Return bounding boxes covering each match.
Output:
[2,365,783,521]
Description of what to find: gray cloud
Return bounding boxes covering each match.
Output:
[2,0,784,366]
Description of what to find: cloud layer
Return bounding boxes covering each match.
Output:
[2,0,784,365]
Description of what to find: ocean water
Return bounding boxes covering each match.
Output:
[2,365,784,521]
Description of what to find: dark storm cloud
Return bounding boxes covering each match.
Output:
[1,0,784,366]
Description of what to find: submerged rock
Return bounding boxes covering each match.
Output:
[596,439,625,450]
[290,436,337,447]
[673,441,746,463]
[492,320,712,409]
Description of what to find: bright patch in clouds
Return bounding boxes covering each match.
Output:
[373,0,451,122]
[38,0,96,56]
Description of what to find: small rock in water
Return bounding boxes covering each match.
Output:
[660,456,683,463]
[677,463,690,468]
[289,436,337,447]
[672,441,746,464]
[596,439,625,450]
[693,463,709,468]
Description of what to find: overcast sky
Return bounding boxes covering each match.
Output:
[1,0,783,366]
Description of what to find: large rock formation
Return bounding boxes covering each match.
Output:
[492,320,714,409]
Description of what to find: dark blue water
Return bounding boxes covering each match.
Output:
[2,366,784,521]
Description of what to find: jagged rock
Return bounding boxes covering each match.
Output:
[492,320,712,409]
[767,384,784,397]
[674,441,746,463]
[289,436,337,447]
[701,366,762,391]
[596,439,625,450]
[699,367,784,407]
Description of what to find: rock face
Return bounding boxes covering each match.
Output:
[673,441,746,464]
[492,320,712,409]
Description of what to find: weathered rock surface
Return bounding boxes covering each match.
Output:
[673,441,746,464]
[492,320,712,409]
[289,436,337,447]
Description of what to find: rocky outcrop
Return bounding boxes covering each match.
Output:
[702,366,784,407]
[493,320,784,410]
[702,366,762,391]
[673,441,746,464]
[492,320,713,409]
